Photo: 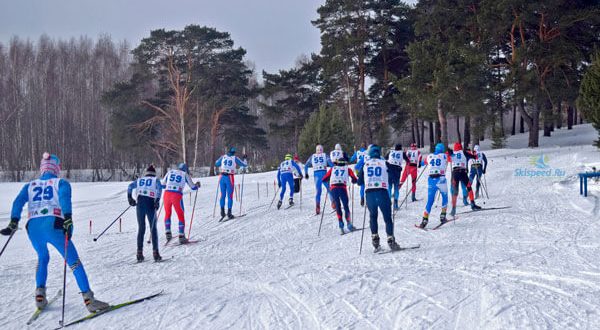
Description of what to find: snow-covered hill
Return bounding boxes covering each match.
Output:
[1,125,599,330]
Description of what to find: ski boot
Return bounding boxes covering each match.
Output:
[393,199,399,210]
[347,221,355,231]
[315,203,320,215]
[35,287,47,309]
[82,291,109,313]
[165,231,172,241]
[289,198,294,207]
[220,207,226,219]
[418,216,429,229]
[450,207,456,217]
[360,197,365,207]
[463,196,469,206]
[153,250,162,262]
[411,192,417,202]
[136,249,144,263]
[338,220,345,235]
[372,234,381,252]
[179,234,188,244]
[440,210,448,225]
[227,208,235,220]
[277,200,282,210]
[387,236,401,251]
[471,201,482,211]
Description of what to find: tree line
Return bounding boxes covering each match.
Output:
[1,1,598,181]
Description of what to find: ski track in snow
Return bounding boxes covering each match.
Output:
[1,124,599,330]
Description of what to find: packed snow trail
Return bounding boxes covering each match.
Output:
[1,124,599,329]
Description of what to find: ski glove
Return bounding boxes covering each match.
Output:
[195,181,201,188]
[0,219,18,236]
[128,195,137,207]
[351,177,358,184]
[305,174,309,180]
[63,215,73,240]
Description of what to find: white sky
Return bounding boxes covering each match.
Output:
[0,0,417,75]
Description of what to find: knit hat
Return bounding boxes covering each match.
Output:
[453,142,462,152]
[145,165,156,177]
[178,163,188,172]
[285,154,293,161]
[40,152,61,176]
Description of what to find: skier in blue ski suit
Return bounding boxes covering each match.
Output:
[277,154,303,209]
[350,143,368,206]
[357,145,402,252]
[215,147,248,220]
[0,153,109,312]
[417,143,450,229]
[304,144,333,214]
[127,165,162,262]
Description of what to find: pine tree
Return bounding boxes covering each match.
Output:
[578,53,600,147]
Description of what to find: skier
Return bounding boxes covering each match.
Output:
[292,154,303,194]
[417,143,450,229]
[215,147,248,220]
[277,154,304,209]
[448,142,481,217]
[161,163,200,244]
[350,142,367,206]
[357,145,402,251]
[399,143,422,202]
[0,153,109,312]
[469,145,488,198]
[322,155,358,234]
[385,144,403,210]
[304,145,334,214]
[127,165,163,262]
[330,143,344,162]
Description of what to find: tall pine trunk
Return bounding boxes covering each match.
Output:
[437,99,448,146]
[464,116,471,149]
[429,121,435,152]
[567,103,574,129]
[415,118,421,146]
[455,116,461,143]
[511,104,517,135]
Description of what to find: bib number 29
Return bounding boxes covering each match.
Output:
[33,186,53,201]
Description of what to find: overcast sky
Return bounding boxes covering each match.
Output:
[0,0,416,75]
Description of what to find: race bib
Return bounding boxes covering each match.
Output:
[220,155,237,174]
[164,169,187,192]
[279,160,293,174]
[428,154,447,176]
[330,150,343,162]
[330,166,349,185]
[137,176,158,198]
[363,159,388,190]
[451,151,467,169]
[312,153,327,171]
[407,150,420,164]
[387,150,403,166]
[27,179,63,219]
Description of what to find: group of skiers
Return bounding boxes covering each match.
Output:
[0,142,489,313]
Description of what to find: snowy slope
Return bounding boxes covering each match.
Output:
[1,125,599,330]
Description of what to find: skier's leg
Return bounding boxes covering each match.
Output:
[279,177,287,201]
[163,192,174,233]
[171,195,185,235]
[314,171,323,203]
[219,175,227,209]
[331,188,343,218]
[227,175,235,210]
[424,177,438,215]
[27,220,51,288]
[410,166,418,193]
[136,204,145,252]
[149,209,159,252]
[341,189,351,222]
[48,225,91,293]
[400,166,409,188]
[378,190,394,237]
[366,191,379,235]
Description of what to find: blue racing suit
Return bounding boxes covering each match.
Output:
[278,160,303,200]
[215,155,248,209]
[304,154,333,204]
[11,173,91,292]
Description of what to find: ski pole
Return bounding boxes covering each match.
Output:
[482,173,490,199]
[268,186,281,210]
[212,179,220,218]
[147,201,163,244]
[317,193,329,236]
[93,206,132,242]
[187,188,199,239]
[358,194,368,255]
[398,164,428,210]
[239,170,246,216]
[59,234,68,327]
[0,230,16,259]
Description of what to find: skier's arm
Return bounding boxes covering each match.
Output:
[235,156,248,168]
[403,151,410,162]
[350,153,357,163]
[215,156,223,168]
[58,179,72,216]
[304,156,312,173]
[326,156,334,167]
[127,180,137,200]
[357,169,365,186]
[277,169,282,187]
[292,161,303,178]
[483,153,488,173]
[10,183,30,221]
[322,168,333,182]
[160,173,168,188]
[155,179,163,203]
[185,174,198,191]
[348,168,358,183]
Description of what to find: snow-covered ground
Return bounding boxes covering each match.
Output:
[1,125,599,330]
